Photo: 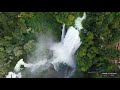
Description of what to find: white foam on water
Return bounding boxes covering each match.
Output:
[6,12,86,78]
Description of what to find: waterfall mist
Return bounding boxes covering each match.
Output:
[5,12,86,78]
[22,33,62,78]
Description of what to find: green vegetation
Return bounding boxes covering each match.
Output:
[76,12,120,78]
[0,12,61,77]
[0,12,120,78]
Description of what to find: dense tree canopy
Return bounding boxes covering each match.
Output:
[0,12,120,78]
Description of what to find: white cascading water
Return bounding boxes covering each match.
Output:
[5,12,86,78]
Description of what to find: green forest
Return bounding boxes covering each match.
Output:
[0,12,120,78]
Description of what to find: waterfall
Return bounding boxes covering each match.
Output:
[61,23,65,43]
[5,12,86,78]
